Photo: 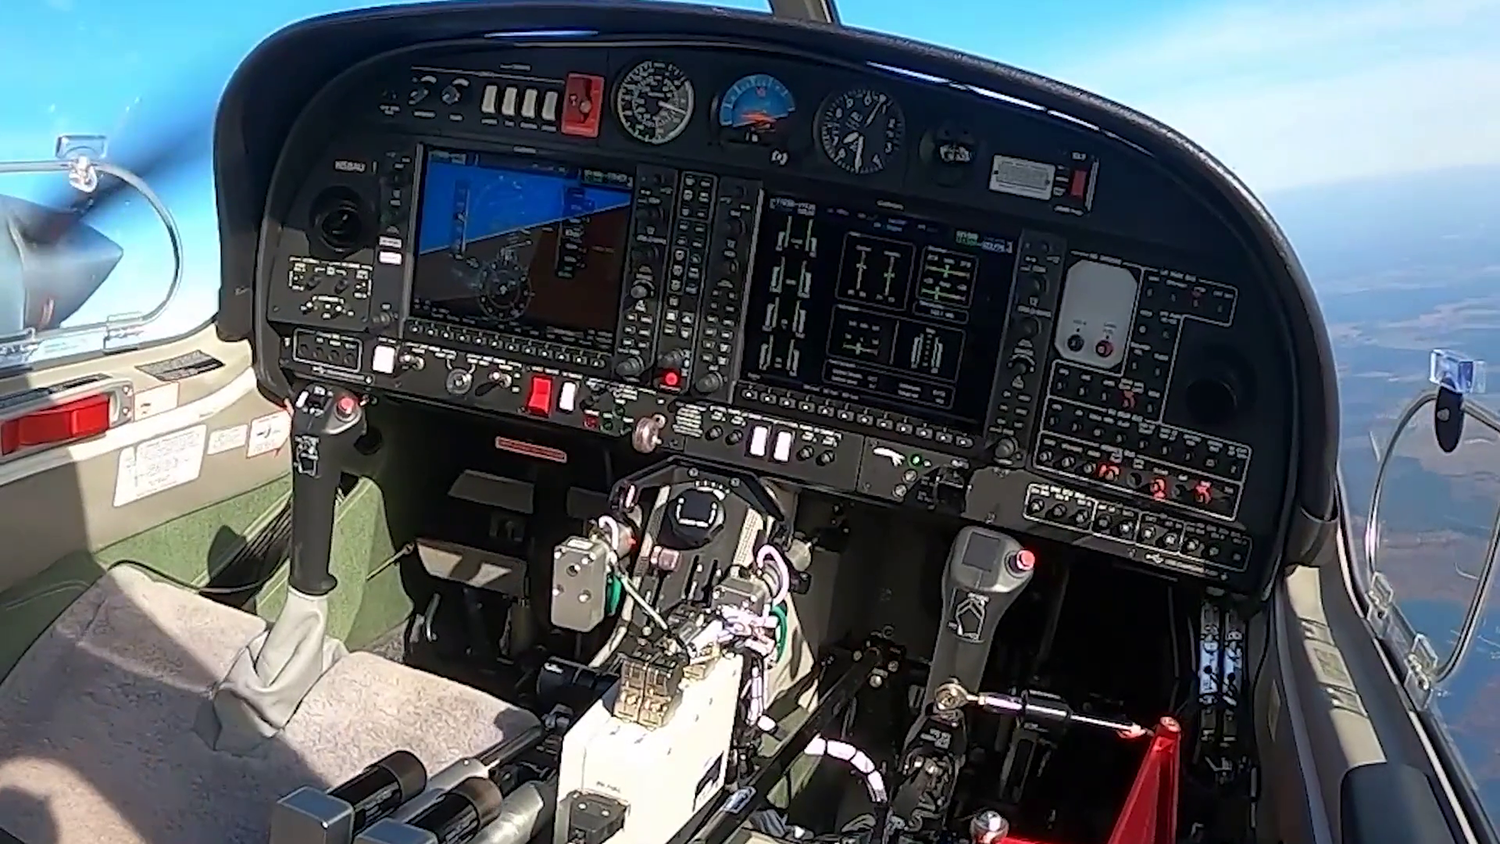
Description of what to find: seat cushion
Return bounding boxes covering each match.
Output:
[0,565,535,844]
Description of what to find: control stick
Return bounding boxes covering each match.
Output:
[204,382,365,752]
[922,527,1036,709]
[290,383,367,596]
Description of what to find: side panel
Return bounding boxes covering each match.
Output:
[1258,535,1473,844]
[0,327,293,671]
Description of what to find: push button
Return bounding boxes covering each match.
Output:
[748,425,770,458]
[525,375,553,415]
[558,381,579,412]
[771,431,794,463]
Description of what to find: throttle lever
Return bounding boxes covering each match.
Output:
[932,681,1147,739]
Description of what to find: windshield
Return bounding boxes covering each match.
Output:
[5,0,1499,823]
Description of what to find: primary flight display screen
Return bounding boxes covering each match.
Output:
[740,195,1017,434]
[410,149,633,353]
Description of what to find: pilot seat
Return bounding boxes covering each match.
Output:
[0,385,539,844]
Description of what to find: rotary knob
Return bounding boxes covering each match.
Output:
[445,369,473,395]
[693,371,725,394]
[632,414,667,454]
[614,355,646,378]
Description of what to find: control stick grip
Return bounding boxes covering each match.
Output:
[289,384,366,597]
[923,527,1035,708]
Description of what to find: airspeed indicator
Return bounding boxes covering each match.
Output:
[615,60,695,145]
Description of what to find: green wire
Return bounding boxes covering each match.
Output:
[605,573,623,615]
[771,603,789,662]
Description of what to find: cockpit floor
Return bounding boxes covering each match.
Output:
[0,566,525,844]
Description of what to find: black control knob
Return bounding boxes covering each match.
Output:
[664,487,725,549]
[693,371,725,394]
[629,280,655,300]
[614,355,646,378]
[1007,356,1034,376]
[1015,317,1041,339]
[657,349,688,371]
[993,437,1018,460]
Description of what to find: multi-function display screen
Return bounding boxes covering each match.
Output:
[740,195,1017,434]
[410,149,633,353]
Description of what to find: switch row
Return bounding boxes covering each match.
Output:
[481,84,559,123]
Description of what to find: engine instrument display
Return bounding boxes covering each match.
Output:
[615,60,695,145]
[717,74,795,145]
[816,89,905,175]
[410,149,632,353]
[740,194,1015,435]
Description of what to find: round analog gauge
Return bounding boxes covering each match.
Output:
[717,73,795,144]
[816,88,905,175]
[615,60,695,145]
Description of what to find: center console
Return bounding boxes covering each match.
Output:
[258,40,1293,598]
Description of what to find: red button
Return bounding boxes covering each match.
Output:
[335,395,359,419]
[525,375,553,415]
[1012,549,1036,572]
[659,370,682,390]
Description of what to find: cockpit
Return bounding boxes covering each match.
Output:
[0,2,1491,844]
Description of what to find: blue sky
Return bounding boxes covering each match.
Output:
[2,0,1499,348]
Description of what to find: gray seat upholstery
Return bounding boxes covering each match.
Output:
[0,565,535,844]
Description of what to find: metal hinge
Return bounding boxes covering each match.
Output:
[1364,571,1396,638]
[1403,634,1439,712]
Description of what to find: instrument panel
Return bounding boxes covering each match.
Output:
[256,38,1296,595]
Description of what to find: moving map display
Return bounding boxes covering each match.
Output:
[741,194,1017,433]
[411,149,633,352]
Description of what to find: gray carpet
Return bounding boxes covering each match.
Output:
[0,566,537,844]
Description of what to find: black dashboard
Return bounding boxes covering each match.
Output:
[216,1,1339,600]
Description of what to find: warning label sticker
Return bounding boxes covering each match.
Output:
[113,426,207,507]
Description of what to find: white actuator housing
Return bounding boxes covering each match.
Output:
[555,654,745,844]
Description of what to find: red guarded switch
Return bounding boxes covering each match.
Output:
[525,374,554,416]
[561,74,604,138]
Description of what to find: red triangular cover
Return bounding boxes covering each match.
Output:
[1001,716,1182,844]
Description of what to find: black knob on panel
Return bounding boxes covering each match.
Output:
[629,281,654,300]
[657,349,689,370]
[693,371,725,394]
[614,356,646,378]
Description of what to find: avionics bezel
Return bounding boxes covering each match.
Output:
[731,191,1021,453]
[403,143,634,373]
